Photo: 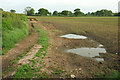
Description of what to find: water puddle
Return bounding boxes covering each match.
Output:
[60,34,87,39]
[95,58,104,61]
[60,34,106,61]
[66,47,106,61]
[98,44,104,48]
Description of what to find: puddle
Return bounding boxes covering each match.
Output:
[66,48,106,61]
[95,58,104,61]
[60,34,87,39]
[98,44,104,48]
[60,33,106,61]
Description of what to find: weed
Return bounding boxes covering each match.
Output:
[105,71,120,79]
[52,68,65,75]
[2,12,28,54]
[14,64,34,78]
[65,74,71,78]
[52,30,58,33]
[10,49,29,64]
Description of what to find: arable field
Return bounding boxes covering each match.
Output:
[2,16,120,79]
[34,17,118,54]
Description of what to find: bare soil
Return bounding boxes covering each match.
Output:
[37,21,120,78]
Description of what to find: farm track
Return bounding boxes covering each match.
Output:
[2,20,120,78]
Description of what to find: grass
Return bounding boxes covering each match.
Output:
[2,12,28,55]
[32,16,118,54]
[35,29,49,57]
[14,64,34,78]
[106,71,120,79]
[52,67,65,75]
[14,29,49,78]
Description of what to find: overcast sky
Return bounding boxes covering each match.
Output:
[0,0,119,13]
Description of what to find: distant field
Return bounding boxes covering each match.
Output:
[31,16,118,54]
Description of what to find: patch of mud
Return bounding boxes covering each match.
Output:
[66,47,106,61]
[60,34,87,39]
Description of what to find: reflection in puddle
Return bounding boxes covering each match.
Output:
[67,48,106,61]
[60,34,87,39]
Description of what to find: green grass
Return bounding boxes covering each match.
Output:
[52,68,65,75]
[2,12,28,55]
[105,71,120,79]
[35,29,49,57]
[14,29,49,78]
[14,64,34,78]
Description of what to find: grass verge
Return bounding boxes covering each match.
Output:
[2,12,28,55]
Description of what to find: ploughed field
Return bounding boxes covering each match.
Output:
[34,17,118,54]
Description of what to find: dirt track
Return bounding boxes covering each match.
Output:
[2,21,120,78]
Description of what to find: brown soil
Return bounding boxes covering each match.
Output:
[2,21,120,78]
[37,21,120,78]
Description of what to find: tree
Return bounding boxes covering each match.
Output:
[27,8,35,16]
[24,6,35,16]
[86,12,91,16]
[61,10,69,16]
[91,12,96,16]
[58,12,62,16]
[74,8,84,16]
[114,12,120,16]
[48,12,52,16]
[10,9,16,13]
[0,8,3,11]
[68,11,73,16]
[53,11,58,16]
[93,9,113,16]
[38,8,49,16]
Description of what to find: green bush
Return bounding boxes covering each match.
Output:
[2,11,28,54]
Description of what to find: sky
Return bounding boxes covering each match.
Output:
[0,0,119,13]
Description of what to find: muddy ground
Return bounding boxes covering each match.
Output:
[2,21,120,78]
[40,21,120,78]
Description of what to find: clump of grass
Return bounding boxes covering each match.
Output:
[14,64,34,78]
[52,68,65,75]
[105,71,120,79]
[2,11,28,55]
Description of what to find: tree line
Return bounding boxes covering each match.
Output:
[0,7,120,16]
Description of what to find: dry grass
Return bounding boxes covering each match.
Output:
[32,17,118,54]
